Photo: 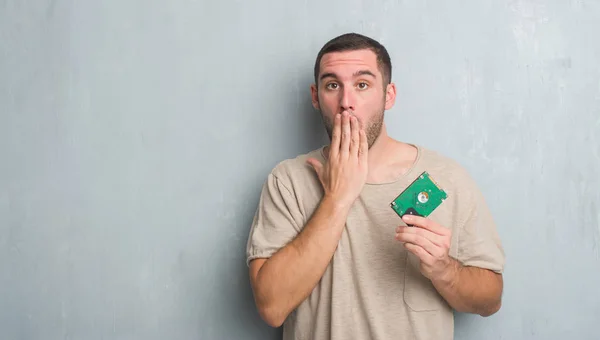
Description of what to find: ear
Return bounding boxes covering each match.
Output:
[384,82,397,110]
[310,83,320,110]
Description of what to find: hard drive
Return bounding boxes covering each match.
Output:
[390,171,448,221]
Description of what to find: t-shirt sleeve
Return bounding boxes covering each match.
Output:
[456,182,506,274]
[245,172,304,266]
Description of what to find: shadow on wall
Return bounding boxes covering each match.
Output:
[271,70,331,159]
[297,74,331,154]
[206,72,327,338]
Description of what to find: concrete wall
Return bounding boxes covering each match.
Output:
[1,1,599,339]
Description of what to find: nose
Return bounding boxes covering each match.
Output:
[339,86,355,113]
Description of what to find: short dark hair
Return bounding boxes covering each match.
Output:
[313,33,392,87]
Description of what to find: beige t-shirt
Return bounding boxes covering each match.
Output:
[246,144,505,340]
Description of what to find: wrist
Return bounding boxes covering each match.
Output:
[321,194,352,216]
[433,258,461,289]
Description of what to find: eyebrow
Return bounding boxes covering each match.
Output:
[353,70,377,78]
[319,70,377,81]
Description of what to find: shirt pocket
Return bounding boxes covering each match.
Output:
[403,253,448,312]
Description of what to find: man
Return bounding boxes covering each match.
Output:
[245,32,505,340]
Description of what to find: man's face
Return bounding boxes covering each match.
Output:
[311,49,396,148]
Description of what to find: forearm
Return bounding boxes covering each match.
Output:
[431,258,503,317]
[253,196,349,325]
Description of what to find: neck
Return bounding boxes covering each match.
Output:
[365,124,418,184]
[365,124,393,178]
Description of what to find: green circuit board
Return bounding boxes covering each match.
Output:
[390,171,448,219]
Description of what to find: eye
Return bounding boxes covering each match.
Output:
[326,82,339,90]
[357,82,369,90]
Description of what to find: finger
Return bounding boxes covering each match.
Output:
[306,158,323,177]
[404,243,433,263]
[330,114,341,159]
[395,231,439,257]
[340,111,351,157]
[359,128,368,162]
[350,115,360,157]
[396,226,447,248]
[402,215,448,236]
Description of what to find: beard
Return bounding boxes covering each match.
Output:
[321,108,384,149]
